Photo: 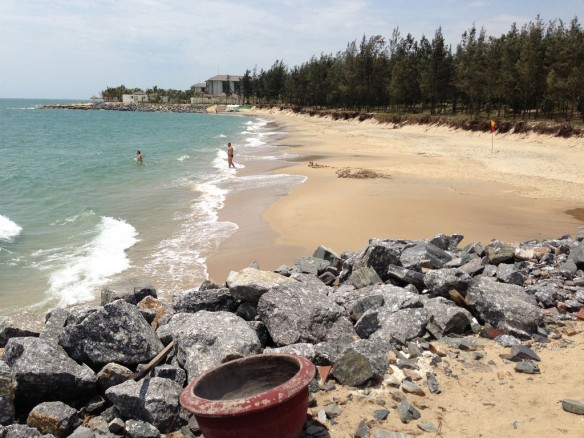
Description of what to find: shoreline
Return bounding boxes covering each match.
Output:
[205,120,312,282]
[206,108,583,282]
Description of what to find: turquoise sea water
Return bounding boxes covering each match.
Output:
[0,99,302,317]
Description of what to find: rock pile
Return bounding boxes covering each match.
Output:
[1,230,584,437]
[40,103,210,114]
[92,103,210,113]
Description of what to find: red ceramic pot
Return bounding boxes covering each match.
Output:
[180,353,316,438]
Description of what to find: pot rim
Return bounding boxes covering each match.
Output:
[179,353,315,417]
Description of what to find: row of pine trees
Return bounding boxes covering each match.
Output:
[240,17,583,121]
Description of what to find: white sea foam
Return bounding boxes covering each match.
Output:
[144,176,237,290]
[244,118,269,131]
[259,152,300,161]
[46,217,138,306]
[144,147,240,288]
[0,214,23,241]
[244,136,267,148]
[177,154,190,161]
[215,134,227,138]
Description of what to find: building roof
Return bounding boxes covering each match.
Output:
[207,75,243,81]
[193,82,207,88]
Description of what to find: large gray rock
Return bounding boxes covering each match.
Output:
[226,267,296,302]
[424,268,472,296]
[0,312,44,347]
[386,265,426,291]
[314,342,345,366]
[350,240,402,282]
[294,256,331,275]
[96,363,134,392]
[65,306,101,326]
[136,296,174,330]
[484,241,517,265]
[0,424,48,437]
[26,401,80,438]
[151,365,186,386]
[348,294,385,322]
[530,284,566,308]
[430,233,464,251]
[313,245,342,269]
[568,241,584,269]
[347,266,382,288]
[459,257,485,277]
[346,284,422,322]
[496,263,525,285]
[257,282,356,347]
[0,361,14,425]
[426,243,454,268]
[289,272,333,295]
[125,419,160,438]
[400,242,453,270]
[263,343,317,362]
[101,278,157,306]
[59,300,164,369]
[514,242,552,261]
[331,340,389,386]
[105,377,182,432]
[67,426,95,437]
[466,277,542,338]
[423,297,474,338]
[3,337,96,407]
[357,307,428,345]
[156,312,193,345]
[329,284,364,308]
[172,288,237,313]
[166,311,261,380]
[40,308,70,343]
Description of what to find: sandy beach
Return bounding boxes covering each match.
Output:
[207,108,583,282]
[310,327,584,437]
[204,109,584,437]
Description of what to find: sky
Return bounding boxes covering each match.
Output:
[1,0,582,99]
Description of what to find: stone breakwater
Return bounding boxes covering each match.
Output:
[1,229,584,437]
[40,102,211,113]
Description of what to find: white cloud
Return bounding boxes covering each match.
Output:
[0,0,581,98]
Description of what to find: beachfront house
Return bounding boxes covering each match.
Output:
[192,82,207,94]
[122,91,149,104]
[191,75,242,104]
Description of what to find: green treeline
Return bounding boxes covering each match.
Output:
[101,85,197,103]
[241,17,583,121]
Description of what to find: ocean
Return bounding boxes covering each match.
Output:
[0,99,303,317]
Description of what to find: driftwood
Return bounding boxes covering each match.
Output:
[132,340,175,381]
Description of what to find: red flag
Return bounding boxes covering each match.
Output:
[491,120,496,133]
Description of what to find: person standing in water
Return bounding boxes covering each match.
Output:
[227,142,235,168]
[136,150,142,163]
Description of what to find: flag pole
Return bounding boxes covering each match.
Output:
[490,120,495,153]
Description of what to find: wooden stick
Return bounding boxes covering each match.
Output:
[132,340,175,381]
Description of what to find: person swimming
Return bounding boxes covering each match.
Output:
[136,150,142,163]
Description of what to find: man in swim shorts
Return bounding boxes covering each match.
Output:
[227,143,235,168]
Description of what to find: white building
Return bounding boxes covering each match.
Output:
[205,75,242,96]
[122,91,149,104]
